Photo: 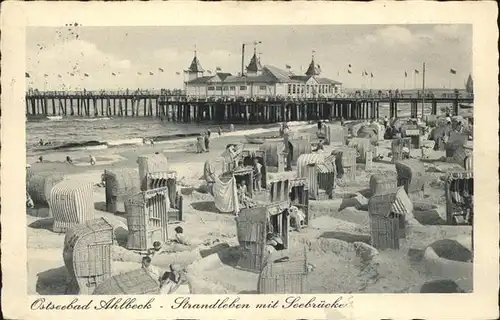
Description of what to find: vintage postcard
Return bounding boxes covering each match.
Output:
[1,1,499,319]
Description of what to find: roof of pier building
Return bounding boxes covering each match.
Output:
[305,57,321,77]
[187,52,205,73]
[185,55,342,85]
[246,51,263,73]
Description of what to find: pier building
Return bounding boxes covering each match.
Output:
[185,49,342,99]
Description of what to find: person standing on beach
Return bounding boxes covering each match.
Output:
[38,156,43,163]
[89,155,96,166]
[253,158,262,192]
[207,128,211,138]
[218,126,222,136]
[196,135,204,153]
[204,132,210,152]
[230,124,235,132]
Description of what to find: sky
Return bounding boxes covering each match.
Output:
[26,24,472,91]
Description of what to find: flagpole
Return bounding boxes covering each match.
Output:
[421,62,426,118]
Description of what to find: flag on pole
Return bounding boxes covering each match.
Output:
[158,68,164,72]
[25,72,30,78]
[150,72,154,75]
[405,71,408,77]
[414,69,419,74]
[286,64,291,69]
[450,69,457,75]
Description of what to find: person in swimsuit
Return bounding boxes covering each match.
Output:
[253,158,262,192]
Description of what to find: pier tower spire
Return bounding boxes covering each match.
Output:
[246,44,263,76]
[186,47,205,82]
[305,50,320,77]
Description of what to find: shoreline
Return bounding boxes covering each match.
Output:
[27,122,319,181]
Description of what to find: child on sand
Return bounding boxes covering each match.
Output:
[147,241,163,256]
[141,256,162,282]
[159,264,185,294]
[174,226,191,246]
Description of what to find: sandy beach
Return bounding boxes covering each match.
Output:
[26,121,473,295]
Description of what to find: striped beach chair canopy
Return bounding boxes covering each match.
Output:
[50,180,95,233]
[368,186,413,217]
[446,171,473,206]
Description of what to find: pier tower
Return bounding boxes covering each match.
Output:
[305,51,321,77]
[245,47,263,77]
[186,50,205,82]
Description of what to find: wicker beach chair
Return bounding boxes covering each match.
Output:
[235,200,291,273]
[369,174,397,196]
[348,137,377,164]
[296,153,335,200]
[394,159,426,200]
[93,268,160,295]
[145,170,183,222]
[104,168,140,214]
[368,186,413,250]
[445,132,469,167]
[137,153,169,190]
[258,247,308,294]
[332,147,357,181]
[259,141,287,171]
[323,124,345,145]
[63,218,113,294]
[284,139,312,170]
[265,175,309,227]
[445,171,473,225]
[27,171,65,215]
[401,124,423,149]
[240,150,268,189]
[125,187,170,251]
[50,180,95,233]
[391,137,412,163]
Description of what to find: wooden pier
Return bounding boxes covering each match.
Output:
[24,90,473,123]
